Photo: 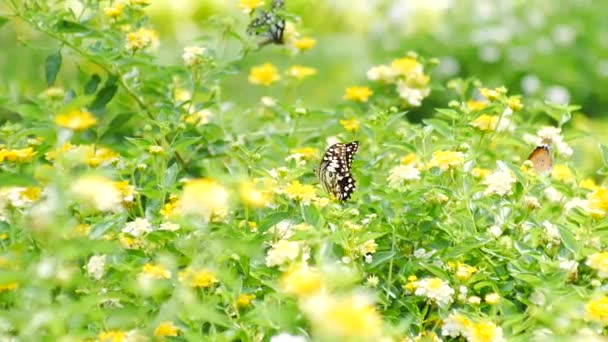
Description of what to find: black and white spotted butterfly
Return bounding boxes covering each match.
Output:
[316,141,359,202]
[247,0,286,45]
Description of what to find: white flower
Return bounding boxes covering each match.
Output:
[468,296,481,305]
[86,255,106,280]
[542,221,560,240]
[441,313,470,337]
[489,225,503,238]
[396,81,430,107]
[285,153,307,167]
[483,169,516,196]
[122,217,152,237]
[159,222,180,231]
[267,220,294,239]
[414,278,454,307]
[270,333,308,342]
[413,248,435,259]
[529,290,546,306]
[367,65,396,82]
[556,140,573,158]
[188,108,213,126]
[265,240,300,267]
[544,186,564,203]
[524,196,541,209]
[72,176,122,212]
[536,126,563,144]
[388,164,421,187]
[261,96,277,107]
[182,46,206,66]
[523,133,542,146]
[558,259,578,273]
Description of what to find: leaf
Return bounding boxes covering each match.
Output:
[422,118,451,137]
[90,84,118,112]
[164,163,180,188]
[84,74,101,95]
[444,237,491,258]
[44,50,62,86]
[301,204,320,226]
[368,251,396,268]
[259,212,291,233]
[0,16,9,28]
[558,224,580,255]
[600,144,608,165]
[55,19,89,33]
[510,273,542,286]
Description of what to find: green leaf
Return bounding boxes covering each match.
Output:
[558,224,580,255]
[90,84,118,112]
[44,50,62,86]
[259,212,291,232]
[301,203,320,226]
[422,118,451,137]
[84,74,101,95]
[55,19,89,33]
[600,144,608,165]
[164,163,180,188]
[0,16,9,28]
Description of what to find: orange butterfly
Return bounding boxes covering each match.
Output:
[527,145,553,173]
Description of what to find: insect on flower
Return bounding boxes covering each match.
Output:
[316,141,359,202]
[528,144,553,174]
[247,0,286,45]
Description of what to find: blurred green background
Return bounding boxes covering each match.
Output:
[1,0,606,169]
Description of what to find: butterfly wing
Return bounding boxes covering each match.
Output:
[528,145,553,173]
[317,141,359,202]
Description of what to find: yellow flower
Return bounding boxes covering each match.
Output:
[293,37,316,51]
[98,330,126,342]
[154,322,179,337]
[0,147,36,163]
[248,63,280,86]
[507,96,523,111]
[339,118,360,132]
[104,4,125,18]
[390,57,422,76]
[287,65,317,79]
[290,147,317,159]
[125,28,159,51]
[236,293,255,309]
[239,0,264,13]
[455,263,477,281]
[180,179,229,217]
[586,252,608,278]
[472,167,491,178]
[586,296,608,322]
[580,178,599,191]
[141,263,171,279]
[470,114,499,131]
[284,180,316,204]
[552,164,573,182]
[0,282,18,292]
[55,110,97,130]
[468,321,504,342]
[484,292,501,304]
[428,150,465,171]
[588,187,608,216]
[87,147,120,167]
[160,198,181,217]
[72,176,122,212]
[361,240,378,254]
[479,87,507,101]
[240,181,272,208]
[344,86,373,103]
[148,145,164,154]
[179,268,218,288]
[404,275,418,292]
[303,294,382,339]
[466,100,487,111]
[400,153,421,166]
[281,264,323,297]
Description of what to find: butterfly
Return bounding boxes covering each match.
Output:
[247,0,286,45]
[527,144,553,174]
[316,141,359,202]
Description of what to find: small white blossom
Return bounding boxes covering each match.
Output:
[414,278,454,307]
[542,221,560,240]
[182,46,206,66]
[489,225,503,238]
[122,217,152,237]
[388,164,421,187]
[86,255,106,280]
[270,333,308,342]
[544,186,564,203]
[483,169,516,196]
[265,240,300,267]
[367,65,396,82]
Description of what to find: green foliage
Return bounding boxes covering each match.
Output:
[0,1,607,342]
